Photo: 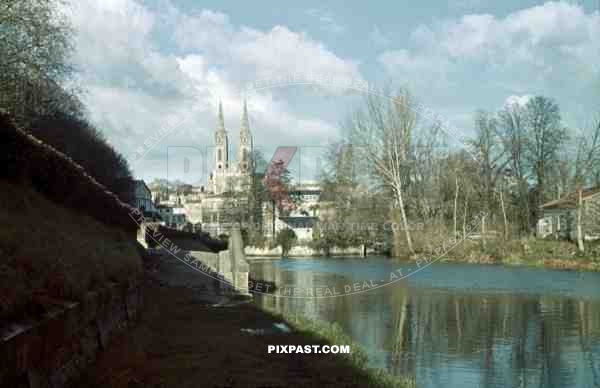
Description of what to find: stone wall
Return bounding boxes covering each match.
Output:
[137,224,228,253]
[0,284,142,388]
[244,246,283,257]
[188,230,250,295]
[188,250,250,295]
[244,245,372,257]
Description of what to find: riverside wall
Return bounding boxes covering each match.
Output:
[0,284,142,388]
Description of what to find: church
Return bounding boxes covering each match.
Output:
[207,100,254,195]
[180,100,255,237]
[159,100,323,241]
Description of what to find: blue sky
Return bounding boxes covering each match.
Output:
[65,0,600,185]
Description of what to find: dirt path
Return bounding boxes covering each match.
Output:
[74,255,380,388]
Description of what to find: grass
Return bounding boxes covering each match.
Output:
[0,180,142,324]
[264,307,416,388]
[437,236,600,271]
[390,224,600,272]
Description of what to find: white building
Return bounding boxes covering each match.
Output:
[263,183,322,242]
[133,180,157,215]
[179,101,254,237]
[538,186,600,240]
[157,204,187,229]
[161,102,324,241]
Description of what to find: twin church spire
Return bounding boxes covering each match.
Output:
[214,100,253,174]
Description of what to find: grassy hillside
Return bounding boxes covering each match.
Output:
[0,180,141,324]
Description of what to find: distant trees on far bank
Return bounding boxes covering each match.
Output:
[322,91,600,255]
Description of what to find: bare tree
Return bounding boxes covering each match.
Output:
[409,118,447,225]
[348,92,416,255]
[499,101,531,234]
[523,96,567,218]
[454,175,460,237]
[573,119,600,252]
[472,110,507,246]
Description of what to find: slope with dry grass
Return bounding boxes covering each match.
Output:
[0,180,141,324]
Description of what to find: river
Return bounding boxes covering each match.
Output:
[250,256,600,388]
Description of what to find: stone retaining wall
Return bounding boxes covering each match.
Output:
[187,228,251,295]
[244,245,372,257]
[0,284,142,388]
[189,250,250,295]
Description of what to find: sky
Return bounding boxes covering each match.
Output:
[64,0,600,185]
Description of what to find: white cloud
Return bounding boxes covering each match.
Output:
[378,1,600,128]
[380,2,600,90]
[68,0,358,181]
[174,10,358,82]
[504,94,531,108]
[68,0,155,66]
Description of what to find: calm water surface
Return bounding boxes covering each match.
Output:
[251,257,600,388]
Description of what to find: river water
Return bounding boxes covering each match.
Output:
[250,256,600,388]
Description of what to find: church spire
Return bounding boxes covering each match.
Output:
[240,98,249,135]
[239,99,252,174]
[217,100,226,133]
[215,100,229,173]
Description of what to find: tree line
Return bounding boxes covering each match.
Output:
[320,91,600,255]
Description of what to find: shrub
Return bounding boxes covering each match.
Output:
[276,228,297,256]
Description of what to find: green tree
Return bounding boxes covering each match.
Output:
[0,0,74,121]
[276,228,297,257]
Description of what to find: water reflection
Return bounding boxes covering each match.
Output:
[251,259,600,388]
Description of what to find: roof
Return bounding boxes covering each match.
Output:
[134,179,151,193]
[279,216,318,228]
[541,186,600,210]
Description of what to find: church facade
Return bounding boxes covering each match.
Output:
[181,101,255,237]
[207,100,253,195]
[170,101,323,241]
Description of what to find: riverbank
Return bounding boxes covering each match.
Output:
[74,256,414,388]
[409,237,600,272]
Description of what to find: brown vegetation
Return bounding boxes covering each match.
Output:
[433,237,600,271]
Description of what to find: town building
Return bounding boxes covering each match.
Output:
[133,179,157,216]
[150,102,325,241]
[538,186,600,240]
[177,101,254,237]
[156,204,187,229]
[262,183,322,242]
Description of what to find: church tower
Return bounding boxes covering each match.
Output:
[238,99,253,174]
[215,101,229,173]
